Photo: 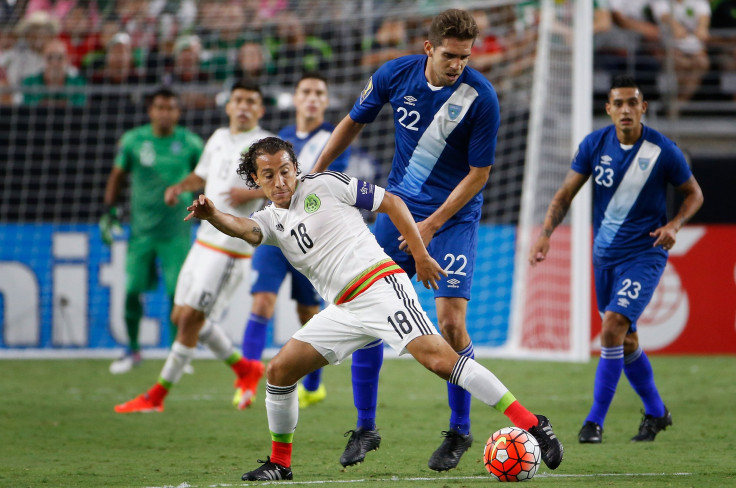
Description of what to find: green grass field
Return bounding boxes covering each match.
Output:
[2,355,734,487]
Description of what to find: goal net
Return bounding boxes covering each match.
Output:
[0,0,590,359]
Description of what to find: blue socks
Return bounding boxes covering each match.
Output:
[624,346,665,417]
[586,345,624,427]
[351,340,383,431]
[448,342,474,435]
[302,368,322,392]
[242,313,269,360]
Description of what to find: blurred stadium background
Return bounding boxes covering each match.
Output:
[0,0,734,358]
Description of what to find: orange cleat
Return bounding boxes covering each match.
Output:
[114,394,164,414]
[233,360,265,410]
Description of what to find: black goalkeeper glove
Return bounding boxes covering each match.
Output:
[99,205,122,246]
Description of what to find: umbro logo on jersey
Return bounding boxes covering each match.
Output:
[403,95,417,106]
[447,278,461,288]
[600,155,612,165]
[617,297,630,308]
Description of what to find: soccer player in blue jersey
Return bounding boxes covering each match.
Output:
[239,73,351,409]
[312,9,543,471]
[529,75,703,444]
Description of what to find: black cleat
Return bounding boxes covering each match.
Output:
[427,429,473,471]
[340,427,381,467]
[631,405,672,442]
[578,421,603,444]
[241,456,293,481]
[528,415,564,470]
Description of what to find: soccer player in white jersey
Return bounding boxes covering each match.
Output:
[312,8,498,470]
[240,72,351,409]
[530,75,703,443]
[185,136,563,481]
[114,80,273,414]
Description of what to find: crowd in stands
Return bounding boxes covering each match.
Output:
[0,0,733,113]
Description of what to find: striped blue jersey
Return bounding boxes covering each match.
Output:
[349,54,499,224]
[279,122,350,174]
[571,124,692,266]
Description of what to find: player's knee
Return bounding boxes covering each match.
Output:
[600,312,630,346]
[265,355,294,386]
[251,292,277,317]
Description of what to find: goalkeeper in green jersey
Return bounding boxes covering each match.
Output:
[101,87,204,374]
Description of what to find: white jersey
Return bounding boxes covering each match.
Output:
[194,126,273,256]
[249,172,402,304]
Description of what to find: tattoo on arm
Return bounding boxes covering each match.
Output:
[544,199,570,237]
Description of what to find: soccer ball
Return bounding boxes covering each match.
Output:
[484,426,541,482]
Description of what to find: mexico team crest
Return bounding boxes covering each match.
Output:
[639,158,650,171]
[448,103,462,120]
[304,193,321,213]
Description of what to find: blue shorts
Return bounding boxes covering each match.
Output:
[594,249,667,333]
[250,245,322,306]
[373,213,477,300]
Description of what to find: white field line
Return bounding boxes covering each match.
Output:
[145,471,692,488]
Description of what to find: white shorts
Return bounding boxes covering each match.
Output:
[173,242,249,321]
[292,273,438,364]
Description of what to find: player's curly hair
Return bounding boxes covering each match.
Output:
[429,9,478,47]
[237,137,300,189]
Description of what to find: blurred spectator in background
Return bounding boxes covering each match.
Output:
[270,11,332,86]
[469,9,506,75]
[88,32,144,113]
[21,37,86,106]
[217,41,270,106]
[360,18,412,70]
[594,0,613,34]
[162,34,214,109]
[24,0,80,22]
[709,0,736,100]
[0,26,15,104]
[59,4,99,69]
[598,0,662,96]
[651,0,711,104]
[1,11,60,87]
[230,41,268,84]
[200,1,251,81]
[89,32,143,85]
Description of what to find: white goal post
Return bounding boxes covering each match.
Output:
[506,0,593,362]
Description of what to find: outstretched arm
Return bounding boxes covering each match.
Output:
[529,169,589,266]
[312,115,365,174]
[377,192,447,289]
[185,194,263,247]
[649,175,704,250]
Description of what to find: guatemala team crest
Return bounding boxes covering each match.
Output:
[360,76,373,104]
[448,103,462,120]
[304,193,321,213]
[638,158,651,171]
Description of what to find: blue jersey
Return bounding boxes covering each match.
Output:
[279,122,350,174]
[349,54,499,225]
[571,124,692,267]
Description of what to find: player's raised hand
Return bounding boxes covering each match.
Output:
[528,235,550,266]
[185,194,216,221]
[414,254,447,290]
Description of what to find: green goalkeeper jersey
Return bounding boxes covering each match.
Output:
[115,124,204,238]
